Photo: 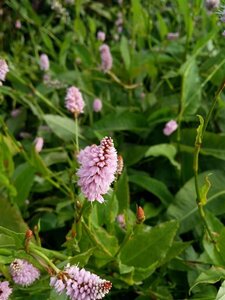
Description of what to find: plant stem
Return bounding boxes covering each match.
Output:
[74,114,79,153]
[193,80,225,243]
[29,244,60,274]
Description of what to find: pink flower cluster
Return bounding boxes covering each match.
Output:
[0,281,12,300]
[93,98,102,112]
[99,44,113,72]
[97,31,106,42]
[39,53,49,71]
[205,0,220,10]
[10,259,40,286]
[65,86,85,115]
[50,264,112,300]
[77,137,117,203]
[0,59,9,85]
[163,120,178,136]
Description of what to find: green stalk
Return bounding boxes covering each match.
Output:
[193,80,225,243]
[29,244,60,274]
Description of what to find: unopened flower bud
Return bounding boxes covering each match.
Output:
[34,137,44,153]
[136,205,145,224]
[116,155,124,175]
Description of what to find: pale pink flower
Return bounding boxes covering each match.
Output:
[163,120,178,136]
[10,259,40,286]
[34,137,44,153]
[39,53,49,71]
[97,31,106,42]
[50,264,112,300]
[77,137,117,203]
[205,0,220,10]
[118,0,123,4]
[99,44,113,72]
[11,108,22,118]
[93,98,102,112]
[0,59,9,85]
[222,30,225,36]
[167,32,179,40]
[65,86,85,115]
[15,19,21,29]
[140,92,146,99]
[117,214,125,228]
[0,281,12,300]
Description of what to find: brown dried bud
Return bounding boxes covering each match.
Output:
[117,155,124,175]
[25,229,33,239]
[136,205,145,224]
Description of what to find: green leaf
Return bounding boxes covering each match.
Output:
[0,198,28,233]
[190,267,225,292]
[167,170,225,233]
[0,234,16,248]
[44,114,78,141]
[120,36,131,70]
[116,169,130,212]
[93,112,148,132]
[180,59,201,116]
[69,248,95,267]
[129,173,173,206]
[216,281,225,300]
[180,129,225,161]
[145,144,180,169]
[12,162,35,206]
[119,221,179,268]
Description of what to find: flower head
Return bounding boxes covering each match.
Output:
[10,259,40,286]
[117,214,125,228]
[15,19,21,29]
[93,98,102,112]
[163,120,178,136]
[34,137,44,153]
[50,264,112,300]
[39,54,50,71]
[205,0,220,10]
[99,44,113,72]
[77,137,117,203]
[167,32,179,40]
[97,31,106,42]
[0,281,12,300]
[0,59,9,85]
[65,86,85,116]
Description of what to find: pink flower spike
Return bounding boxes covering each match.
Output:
[163,120,178,136]
[97,31,106,42]
[50,264,112,300]
[167,32,179,40]
[15,19,21,29]
[99,44,113,72]
[93,98,102,112]
[39,53,49,71]
[65,86,85,116]
[0,281,12,300]
[10,259,40,286]
[77,137,118,203]
[0,59,9,85]
[34,137,44,153]
[205,0,220,10]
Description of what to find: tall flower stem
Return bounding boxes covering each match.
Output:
[74,114,79,153]
[193,80,225,243]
